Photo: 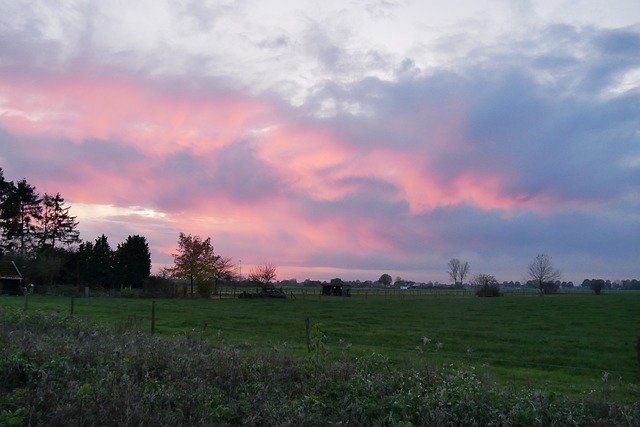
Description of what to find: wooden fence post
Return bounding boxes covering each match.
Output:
[151,300,156,335]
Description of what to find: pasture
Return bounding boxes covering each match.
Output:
[2,291,639,401]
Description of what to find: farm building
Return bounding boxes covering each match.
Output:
[0,260,23,295]
[322,279,351,297]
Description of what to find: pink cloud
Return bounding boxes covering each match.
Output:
[0,71,273,157]
[3,67,621,281]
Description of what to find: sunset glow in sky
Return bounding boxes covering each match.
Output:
[1,1,639,282]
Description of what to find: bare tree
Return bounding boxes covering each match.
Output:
[472,274,497,287]
[249,262,277,290]
[212,256,236,292]
[527,253,561,295]
[459,261,470,285]
[447,258,470,286]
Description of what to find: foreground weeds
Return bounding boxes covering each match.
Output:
[1,308,638,426]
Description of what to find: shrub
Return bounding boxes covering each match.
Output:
[472,274,503,297]
[475,284,502,297]
[142,275,178,298]
[196,279,214,298]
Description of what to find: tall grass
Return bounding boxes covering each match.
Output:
[1,307,639,425]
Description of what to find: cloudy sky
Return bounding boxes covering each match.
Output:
[1,0,639,283]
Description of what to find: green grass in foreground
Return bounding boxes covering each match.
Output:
[2,292,639,401]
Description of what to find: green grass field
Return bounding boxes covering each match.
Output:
[2,291,639,401]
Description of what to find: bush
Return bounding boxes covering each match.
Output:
[475,284,502,297]
[472,274,503,297]
[196,279,214,298]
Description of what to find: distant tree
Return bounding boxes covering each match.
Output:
[527,254,561,296]
[114,235,151,288]
[167,233,217,297]
[249,262,277,290]
[472,274,502,297]
[39,193,80,248]
[447,258,470,286]
[330,277,344,287]
[590,279,605,295]
[0,179,42,256]
[378,273,392,286]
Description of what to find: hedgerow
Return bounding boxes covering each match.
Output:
[1,308,638,426]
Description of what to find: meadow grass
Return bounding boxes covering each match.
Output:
[2,291,639,401]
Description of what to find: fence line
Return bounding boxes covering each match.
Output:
[4,294,638,380]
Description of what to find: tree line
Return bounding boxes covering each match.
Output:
[0,168,151,290]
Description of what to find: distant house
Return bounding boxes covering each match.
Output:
[0,260,23,295]
[322,278,351,297]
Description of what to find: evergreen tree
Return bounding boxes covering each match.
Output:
[40,193,80,248]
[115,235,151,288]
[78,235,114,287]
[0,168,13,250]
[0,167,10,204]
[0,179,42,256]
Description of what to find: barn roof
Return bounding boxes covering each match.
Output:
[0,260,22,280]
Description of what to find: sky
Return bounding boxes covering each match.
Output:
[1,0,639,283]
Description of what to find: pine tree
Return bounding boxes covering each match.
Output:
[40,193,80,248]
[0,168,12,251]
[0,179,42,256]
[114,235,151,288]
[78,235,114,287]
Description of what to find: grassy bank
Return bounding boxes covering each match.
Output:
[1,292,639,401]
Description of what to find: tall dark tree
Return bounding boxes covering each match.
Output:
[31,246,67,286]
[0,179,42,256]
[114,235,151,288]
[0,168,13,250]
[78,235,114,287]
[40,193,80,248]
[0,167,10,205]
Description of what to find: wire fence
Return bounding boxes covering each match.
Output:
[4,291,639,384]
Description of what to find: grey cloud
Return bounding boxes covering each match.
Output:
[257,34,291,50]
[303,24,347,72]
[300,24,640,207]
[212,140,288,202]
[0,129,145,189]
